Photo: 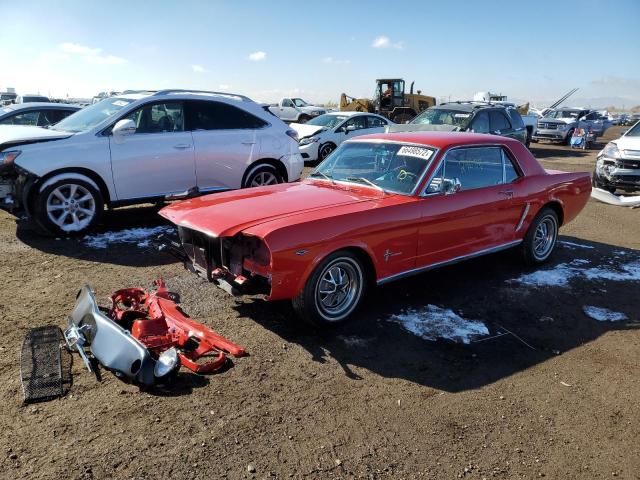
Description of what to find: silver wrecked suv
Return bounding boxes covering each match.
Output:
[0,89,303,235]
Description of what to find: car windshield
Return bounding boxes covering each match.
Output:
[306,114,348,128]
[545,110,580,119]
[51,97,134,132]
[410,108,472,128]
[625,122,640,137]
[292,98,309,107]
[310,141,435,195]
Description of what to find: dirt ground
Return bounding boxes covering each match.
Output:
[1,126,638,480]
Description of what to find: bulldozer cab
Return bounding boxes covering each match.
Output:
[377,79,405,112]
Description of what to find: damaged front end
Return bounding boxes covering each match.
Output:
[594,143,640,192]
[0,154,36,216]
[173,226,272,297]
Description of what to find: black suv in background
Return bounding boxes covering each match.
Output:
[387,101,528,146]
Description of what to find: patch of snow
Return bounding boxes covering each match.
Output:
[389,305,489,344]
[560,240,594,250]
[511,259,640,288]
[83,226,173,249]
[582,306,628,322]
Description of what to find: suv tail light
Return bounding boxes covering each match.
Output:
[285,129,298,142]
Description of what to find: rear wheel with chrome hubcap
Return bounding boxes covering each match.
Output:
[522,207,559,265]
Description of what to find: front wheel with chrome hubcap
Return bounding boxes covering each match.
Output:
[34,179,103,235]
[244,164,284,188]
[522,207,559,265]
[293,251,367,327]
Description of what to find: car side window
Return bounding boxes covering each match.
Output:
[489,110,511,132]
[470,111,490,133]
[366,116,387,128]
[1,111,40,126]
[344,116,367,130]
[502,149,520,183]
[443,147,504,190]
[186,101,267,130]
[125,102,184,133]
[282,99,294,108]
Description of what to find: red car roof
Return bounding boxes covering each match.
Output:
[350,131,522,150]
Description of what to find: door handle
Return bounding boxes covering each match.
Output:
[173,144,192,149]
[499,190,514,198]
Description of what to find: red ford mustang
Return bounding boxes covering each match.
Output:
[160,132,591,326]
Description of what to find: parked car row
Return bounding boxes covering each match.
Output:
[532,108,612,145]
[0,102,80,127]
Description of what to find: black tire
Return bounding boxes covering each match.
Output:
[318,143,336,161]
[564,129,575,145]
[298,115,312,123]
[292,250,367,327]
[243,164,284,188]
[34,178,103,236]
[521,207,559,266]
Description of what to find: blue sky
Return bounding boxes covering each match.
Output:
[1,0,639,108]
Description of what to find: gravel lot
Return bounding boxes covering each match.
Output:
[1,126,638,479]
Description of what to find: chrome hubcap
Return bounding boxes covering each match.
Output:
[316,259,362,321]
[46,184,96,232]
[250,171,278,187]
[533,216,557,260]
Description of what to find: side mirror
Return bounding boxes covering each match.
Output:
[112,119,136,142]
[345,125,356,133]
[443,177,462,195]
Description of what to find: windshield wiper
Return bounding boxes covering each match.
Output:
[309,170,335,184]
[345,176,386,193]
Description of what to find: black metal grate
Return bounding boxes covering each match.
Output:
[20,326,72,403]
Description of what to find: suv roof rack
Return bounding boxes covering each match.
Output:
[153,89,252,102]
[440,100,505,108]
[121,90,157,95]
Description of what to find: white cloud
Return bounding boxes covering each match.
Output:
[248,51,266,61]
[84,54,127,65]
[57,42,127,65]
[372,35,404,50]
[322,56,351,65]
[192,64,205,73]
[59,42,101,56]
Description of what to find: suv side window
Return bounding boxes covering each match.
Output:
[367,115,387,128]
[507,109,525,129]
[186,100,267,130]
[470,111,490,133]
[443,147,504,190]
[125,102,184,133]
[489,110,511,133]
[1,110,39,126]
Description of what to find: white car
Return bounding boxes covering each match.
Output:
[0,89,303,235]
[292,112,391,162]
[267,97,326,123]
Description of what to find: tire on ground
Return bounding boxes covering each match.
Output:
[34,178,103,236]
[521,207,559,266]
[292,250,367,327]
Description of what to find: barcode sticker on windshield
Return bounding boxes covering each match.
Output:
[398,146,433,160]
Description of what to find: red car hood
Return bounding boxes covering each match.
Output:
[159,180,382,237]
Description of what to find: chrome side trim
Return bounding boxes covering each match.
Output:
[515,202,530,232]
[376,240,522,285]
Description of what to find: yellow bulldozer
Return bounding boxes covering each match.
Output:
[340,78,436,123]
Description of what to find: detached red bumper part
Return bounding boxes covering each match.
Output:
[109,279,246,375]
